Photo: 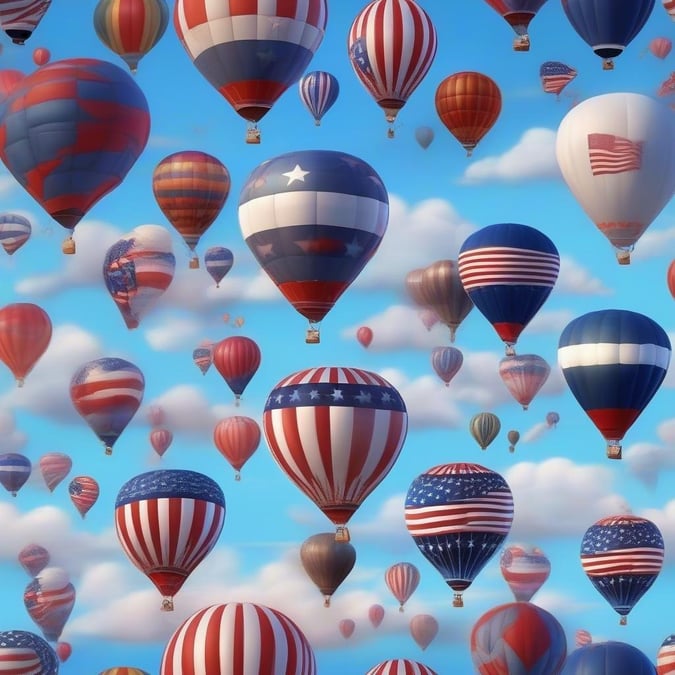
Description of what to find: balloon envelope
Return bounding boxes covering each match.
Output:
[212,336,261,402]
[431,346,463,386]
[657,634,675,674]
[38,452,72,492]
[68,476,100,518]
[357,326,374,348]
[300,532,356,606]
[410,614,439,650]
[18,543,50,577]
[385,562,420,611]
[23,567,76,642]
[0,0,51,44]
[0,213,31,255]
[298,70,340,125]
[0,452,31,496]
[499,545,551,602]
[469,412,501,450]
[540,61,577,97]
[213,415,261,479]
[366,660,437,675]
[204,246,234,287]
[338,619,355,639]
[150,428,173,458]
[562,641,656,675]
[0,630,58,675]
[415,126,434,149]
[368,604,385,628]
[499,353,551,409]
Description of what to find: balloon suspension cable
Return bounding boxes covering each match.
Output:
[619,615,627,626]
[189,255,200,269]
[62,235,76,255]
[246,125,261,145]
[234,470,241,482]
[452,592,464,608]
[602,58,614,71]
[606,441,622,460]
[505,344,516,357]
[616,249,631,265]
[323,596,331,608]
[334,525,350,543]
[306,324,320,344]
[161,597,174,612]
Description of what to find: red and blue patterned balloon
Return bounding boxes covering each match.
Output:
[0,630,58,675]
[657,634,675,675]
[203,246,233,287]
[298,70,340,125]
[0,452,31,496]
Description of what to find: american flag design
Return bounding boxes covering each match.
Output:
[192,344,212,375]
[658,634,675,674]
[458,223,559,348]
[174,0,327,123]
[580,515,664,620]
[405,463,513,594]
[539,61,577,96]
[38,452,72,492]
[384,561,420,610]
[115,470,225,606]
[498,353,551,410]
[17,543,50,578]
[160,602,317,674]
[499,545,551,602]
[348,0,437,116]
[0,0,50,44]
[23,567,76,642]
[0,452,31,496]
[0,630,58,675]
[68,475,100,518]
[69,357,145,453]
[587,133,643,176]
[264,367,407,528]
[239,150,388,324]
[365,658,438,675]
[298,70,340,125]
[0,213,31,255]
[100,669,150,675]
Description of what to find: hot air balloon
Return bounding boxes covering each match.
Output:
[160,603,317,674]
[507,430,520,453]
[347,0,437,138]
[300,532,356,607]
[239,150,389,343]
[458,223,560,354]
[115,469,225,611]
[146,404,166,428]
[431,346,463,386]
[38,452,72,492]
[338,619,355,639]
[539,61,577,98]
[581,514,664,625]
[192,342,213,376]
[366,660,438,675]
[562,641,657,674]
[0,69,24,102]
[546,411,560,427]
[385,562,420,612]
[213,415,261,480]
[212,336,261,405]
[664,0,675,20]
[70,357,146,455]
[32,46,50,66]
[298,70,340,125]
[368,604,385,628]
[575,629,592,649]
[55,641,71,663]
[556,93,675,264]
[18,543,50,578]
[0,303,52,387]
[405,463,514,607]
[435,72,502,156]
[174,0,327,143]
[152,151,230,268]
[657,635,675,675]
[23,567,76,642]
[471,602,567,674]
[558,309,671,459]
[264,366,408,542]
[499,354,551,410]
[150,428,173,458]
[657,71,675,97]
[103,224,177,329]
[0,452,31,496]
[562,0,655,69]
[499,545,551,602]
[100,670,151,675]
[0,630,58,675]
[410,614,439,651]
[94,0,169,73]
[0,213,31,255]
[415,126,435,149]
[204,246,233,287]
[357,326,373,348]
[0,58,150,253]
[469,412,501,450]
[649,37,672,59]
[68,476,100,518]
[0,0,51,44]
[483,0,549,50]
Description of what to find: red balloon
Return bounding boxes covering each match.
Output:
[668,260,675,299]
[0,303,52,386]
[32,47,50,66]
[68,476,100,518]
[410,614,439,650]
[366,660,438,675]
[339,618,355,639]
[368,603,385,628]
[0,69,24,100]
[17,543,50,577]
[212,336,261,405]
[55,641,72,662]
[213,416,261,480]
[650,37,672,59]
[498,354,551,410]
[385,562,420,611]
[356,326,373,348]
[23,567,76,642]
[150,428,173,458]
[38,452,72,492]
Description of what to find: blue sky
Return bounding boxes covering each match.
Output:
[0,0,674,673]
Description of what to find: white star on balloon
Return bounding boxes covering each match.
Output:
[282,164,310,185]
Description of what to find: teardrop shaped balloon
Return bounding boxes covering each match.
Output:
[239,150,389,343]
[499,353,551,410]
[581,514,664,625]
[264,366,408,542]
[0,0,51,44]
[68,475,100,518]
[405,462,514,607]
[38,452,72,492]
[70,357,146,455]
[300,532,356,607]
[0,58,150,253]
[298,70,340,126]
[385,561,420,612]
[499,545,551,602]
[435,72,502,156]
[212,336,261,405]
[213,415,261,480]
[152,151,230,267]
[431,346,463,386]
[204,246,233,287]
[507,429,520,453]
[0,213,31,254]
[0,302,52,387]
[103,224,176,329]
[0,630,58,675]
[150,428,173,458]
[115,469,225,611]
[23,567,76,642]
[558,309,671,459]
[657,635,675,674]
[174,0,327,142]
[338,618,355,639]
[368,603,385,628]
[469,412,501,450]
[564,640,656,675]
[0,452,31,496]
[649,36,672,59]
[55,641,71,663]
[409,614,439,651]
[18,543,50,577]
[415,126,434,149]
[556,92,675,264]
[192,341,213,376]
[347,0,437,137]
[356,326,373,349]
[458,223,560,354]
[94,0,169,73]
[483,0,549,50]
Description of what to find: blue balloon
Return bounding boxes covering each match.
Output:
[0,452,31,496]
[0,630,58,674]
[298,70,339,125]
[561,0,655,69]
[204,246,234,287]
[562,641,656,675]
[558,309,671,459]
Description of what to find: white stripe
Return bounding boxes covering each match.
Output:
[558,342,671,369]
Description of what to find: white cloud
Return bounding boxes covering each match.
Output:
[630,226,675,261]
[624,419,675,486]
[0,408,28,452]
[521,421,555,444]
[639,499,675,564]
[144,315,208,352]
[555,256,612,295]
[459,128,561,185]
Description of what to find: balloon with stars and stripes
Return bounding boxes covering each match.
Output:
[657,634,675,674]
[0,213,31,255]
[365,659,438,675]
[405,462,514,608]
[23,567,75,642]
[68,476,100,518]
[0,629,58,675]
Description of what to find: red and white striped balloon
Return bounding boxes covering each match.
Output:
[365,659,438,675]
[160,602,317,674]
[385,561,420,611]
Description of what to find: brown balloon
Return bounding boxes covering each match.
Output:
[300,532,356,607]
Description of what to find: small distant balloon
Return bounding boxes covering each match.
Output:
[23,567,76,642]
[18,543,50,577]
[507,430,520,453]
[32,47,50,66]
[356,326,373,348]
[431,346,463,386]
[55,641,71,663]
[0,452,31,496]
[415,126,434,149]
[649,37,672,59]
[385,562,420,612]
[368,604,385,628]
[0,213,31,254]
[150,428,173,458]
[469,412,501,450]
[298,70,340,125]
[546,411,560,427]
[192,341,213,376]
[68,475,100,518]
[204,246,233,287]
[339,619,355,639]
[539,61,577,98]
[38,452,72,492]
[410,614,439,650]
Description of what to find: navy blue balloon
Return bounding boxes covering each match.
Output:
[0,630,58,674]
[561,0,655,68]
[298,71,339,125]
[204,246,234,287]
[561,641,656,675]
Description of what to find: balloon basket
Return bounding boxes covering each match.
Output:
[104,445,113,456]
[606,442,622,460]
[387,128,395,139]
[62,237,76,255]
[505,344,516,356]
[513,36,530,51]
[616,249,631,265]
[306,327,320,344]
[189,257,200,269]
[234,471,241,481]
[508,445,515,453]
[602,59,614,71]
[16,378,24,388]
[161,598,174,612]
[246,127,261,144]
[315,119,321,126]
[335,526,350,543]
[323,597,331,608]
[398,605,404,613]
[619,615,627,625]
[452,593,464,608]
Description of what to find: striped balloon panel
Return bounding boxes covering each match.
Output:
[0,453,31,493]
[99,669,151,675]
[204,246,233,284]
[160,602,317,675]
[18,544,50,577]
[38,452,72,492]
[348,0,437,110]
[500,549,551,602]
[213,336,260,396]
[0,646,41,674]
[0,213,31,254]
[365,660,438,675]
[0,630,58,674]
[68,476,100,516]
[298,70,339,122]
[657,634,675,675]
[174,0,326,122]
[384,562,419,606]
[23,580,75,641]
[0,0,50,40]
